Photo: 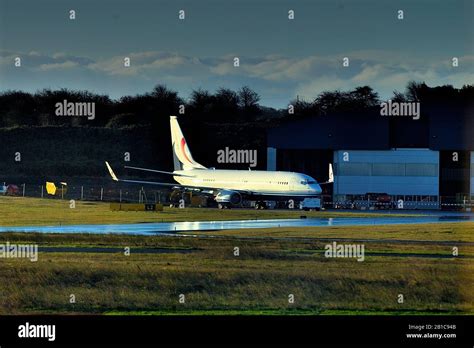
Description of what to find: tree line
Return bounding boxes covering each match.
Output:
[0,82,472,179]
[1,82,472,129]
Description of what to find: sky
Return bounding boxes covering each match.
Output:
[0,0,473,107]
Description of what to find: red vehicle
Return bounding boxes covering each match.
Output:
[366,192,392,209]
[8,184,20,196]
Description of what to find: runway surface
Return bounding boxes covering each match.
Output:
[0,211,472,235]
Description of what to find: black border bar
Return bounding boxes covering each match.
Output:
[0,315,472,346]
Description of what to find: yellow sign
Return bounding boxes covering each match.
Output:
[46,182,57,195]
[45,182,67,196]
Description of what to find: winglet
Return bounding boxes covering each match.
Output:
[328,163,334,183]
[105,161,119,181]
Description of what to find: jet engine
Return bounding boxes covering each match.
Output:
[215,190,242,206]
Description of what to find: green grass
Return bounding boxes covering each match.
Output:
[0,226,472,315]
[0,196,471,315]
[0,196,421,227]
[187,222,474,243]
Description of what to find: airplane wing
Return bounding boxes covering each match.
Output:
[106,162,181,187]
[106,162,250,194]
[124,165,195,177]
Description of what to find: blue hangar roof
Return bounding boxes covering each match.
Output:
[267,104,474,151]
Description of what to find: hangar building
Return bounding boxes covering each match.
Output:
[267,104,474,209]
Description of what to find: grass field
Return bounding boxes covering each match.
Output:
[0,196,420,226]
[0,223,472,315]
[0,196,472,315]
[189,222,474,243]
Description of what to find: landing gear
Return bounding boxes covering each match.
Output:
[218,203,231,209]
[254,201,267,210]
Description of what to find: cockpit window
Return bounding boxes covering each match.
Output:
[300,180,307,185]
[308,180,316,184]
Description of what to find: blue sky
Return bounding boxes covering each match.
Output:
[0,0,472,107]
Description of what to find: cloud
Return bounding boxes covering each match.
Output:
[293,53,474,100]
[88,51,209,77]
[37,61,80,71]
[210,55,338,82]
[1,49,472,106]
[0,50,93,70]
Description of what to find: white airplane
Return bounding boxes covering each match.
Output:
[106,116,333,209]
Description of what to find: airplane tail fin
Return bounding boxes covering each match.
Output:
[170,116,206,171]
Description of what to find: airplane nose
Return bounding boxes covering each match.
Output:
[312,185,322,194]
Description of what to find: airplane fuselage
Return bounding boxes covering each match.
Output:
[173,169,322,198]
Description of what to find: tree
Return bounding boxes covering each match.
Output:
[151,84,179,101]
[314,90,345,115]
[404,81,428,101]
[238,86,261,121]
[0,91,36,127]
[287,97,317,118]
[116,84,182,127]
[349,86,379,108]
[149,84,183,122]
[188,88,214,120]
[313,86,380,115]
[397,81,474,104]
[213,88,240,121]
